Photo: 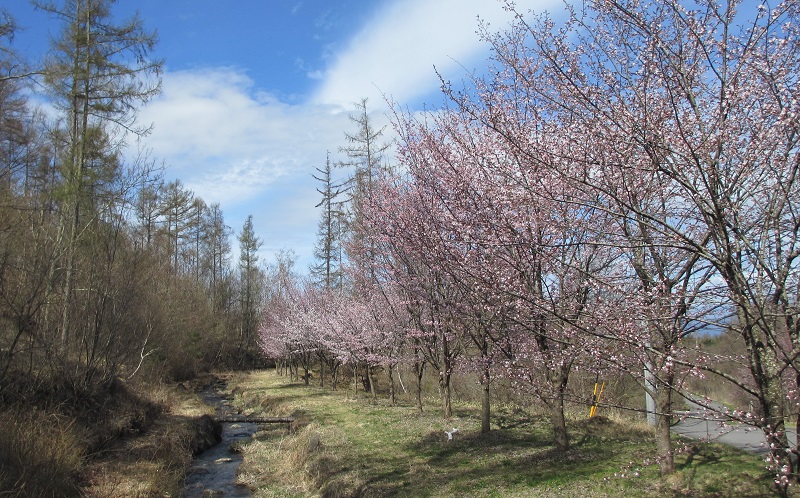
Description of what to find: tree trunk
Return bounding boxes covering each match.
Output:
[759,363,792,496]
[480,364,491,433]
[550,395,569,452]
[367,366,377,402]
[352,365,358,398]
[439,370,452,419]
[746,323,792,495]
[416,361,425,415]
[795,372,800,462]
[655,377,675,475]
[388,363,396,406]
[548,366,569,452]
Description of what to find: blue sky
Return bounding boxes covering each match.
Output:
[8,0,559,272]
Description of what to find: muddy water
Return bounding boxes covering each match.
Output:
[183,385,256,497]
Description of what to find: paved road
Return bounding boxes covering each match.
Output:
[671,400,797,455]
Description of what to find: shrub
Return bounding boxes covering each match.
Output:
[0,409,84,497]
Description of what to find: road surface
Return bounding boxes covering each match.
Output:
[671,399,797,455]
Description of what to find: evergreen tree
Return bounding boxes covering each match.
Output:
[237,214,263,365]
[310,151,345,291]
[37,0,162,347]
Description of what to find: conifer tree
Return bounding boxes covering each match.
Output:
[37,0,162,348]
[237,215,263,365]
[310,152,345,291]
[337,98,390,290]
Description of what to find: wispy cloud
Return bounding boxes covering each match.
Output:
[136,0,557,269]
[138,67,361,267]
[140,67,351,207]
[311,0,558,109]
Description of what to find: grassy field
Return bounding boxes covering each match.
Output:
[224,370,776,498]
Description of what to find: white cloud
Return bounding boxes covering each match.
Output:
[137,67,363,269]
[133,0,560,271]
[140,67,351,207]
[311,0,558,109]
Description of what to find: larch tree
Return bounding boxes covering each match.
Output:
[188,197,207,282]
[159,179,194,274]
[311,151,345,291]
[201,202,232,312]
[37,0,161,349]
[237,214,264,366]
[338,98,391,291]
[133,178,162,250]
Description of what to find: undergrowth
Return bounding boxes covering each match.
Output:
[0,373,218,497]
[0,408,83,496]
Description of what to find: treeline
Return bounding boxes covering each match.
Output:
[0,1,266,399]
[260,1,800,496]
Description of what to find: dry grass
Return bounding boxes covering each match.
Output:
[0,372,222,497]
[79,380,218,497]
[226,370,777,498]
[0,408,84,496]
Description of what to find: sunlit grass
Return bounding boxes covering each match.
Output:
[229,370,776,498]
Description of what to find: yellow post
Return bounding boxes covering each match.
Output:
[589,381,605,418]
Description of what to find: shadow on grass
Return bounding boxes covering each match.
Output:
[333,417,642,497]
[271,381,334,390]
[237,390,332,416]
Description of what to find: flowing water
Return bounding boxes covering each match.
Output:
[183,384,256,497]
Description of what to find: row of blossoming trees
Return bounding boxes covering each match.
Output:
[260,0,800,492]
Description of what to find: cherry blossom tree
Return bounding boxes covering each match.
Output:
[365,107,608,445]
[363,163,467,418]
[446,0,800,487]
[309,285,403,401]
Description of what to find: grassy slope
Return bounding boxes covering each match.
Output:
[227,370,776,498]
[79,381,216,497]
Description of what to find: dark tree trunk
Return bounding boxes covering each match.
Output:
[480,364,491,433]
[547,365,569,452]
[331,362,339,391]
[415,361,425,415]
[439,370,452,419]
[550,394,568,452]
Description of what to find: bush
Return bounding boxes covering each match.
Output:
[0,409,84,497]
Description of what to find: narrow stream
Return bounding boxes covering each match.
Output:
[183,383,256,497]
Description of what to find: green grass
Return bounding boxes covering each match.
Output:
[227,371,777,498]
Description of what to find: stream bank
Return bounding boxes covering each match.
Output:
[183,379,257,497]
